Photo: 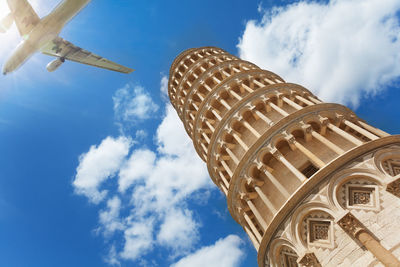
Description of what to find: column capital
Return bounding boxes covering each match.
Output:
[284,133,297,150]
[226,127,241,137]
[232,113,243,121]
[255,159,274,173]
[224,141,236,149]
[300,122,313,134]
[300,122,313,142]
[217,139,224,146]
[337,212,364,238]
[236,206,248,215]
[245,176,264,187]
[269,147,282,158]
[236,207,243,215]
[239,191,258,201]
[215,153,228,161]
[244,102,255,110]
[349,114,358,120]
[318,115,329,126]
[335,113,345,123]
[260,95,270,102]
[318,116,329,135]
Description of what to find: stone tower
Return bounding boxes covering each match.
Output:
[168,47,400,267]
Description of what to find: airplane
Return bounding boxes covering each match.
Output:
[0,0,134,75]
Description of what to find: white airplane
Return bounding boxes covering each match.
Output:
[0,0,134,75]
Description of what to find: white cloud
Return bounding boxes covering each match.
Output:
[99,196,124,236]
[160,75,169,97]
[170,235,244,267]
[120,218,154,261]
[118,149,156,192]
[120,104,211,213]
[156,104,193,156]
[157,208,199,254]
[112,104,211,261]
[113,84,159,123]
[73,78,228,265]
[237,0,400,106]
[138,152,210,209]
[105,244,120,266]
[72,136,131,203]
[135,129,147,140]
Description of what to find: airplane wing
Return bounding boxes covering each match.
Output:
[6,0,40,37]
[41,37,134,74]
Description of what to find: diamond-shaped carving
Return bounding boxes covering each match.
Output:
[386,178,400,198]
[298,252,322,267]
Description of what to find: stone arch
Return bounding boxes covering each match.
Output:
[290,202,336,251]
[270,134,288,151]
[269,238,300,267]
[302,114,322,126]
[240,108,254,122]
[258,148,275,169]
[326,168,383,213]
[302,118,322,133]
[287,124,306,139]
[373,146,400,179]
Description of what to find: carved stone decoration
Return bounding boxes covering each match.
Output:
[301,211,334,249]
[352,190,371,204]
[337,212,400,267]
[280,246,299,267]
[382,159,400,176]
[337,212,364,238]
[386,178,400,198]
[339,179,380,211]
[310,221,329,241]
[298,252,322,267]
[285,254,298,267]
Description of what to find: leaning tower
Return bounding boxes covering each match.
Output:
[168,47,400,267]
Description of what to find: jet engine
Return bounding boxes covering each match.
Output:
[46,57,65,72]
[0,13,13,33]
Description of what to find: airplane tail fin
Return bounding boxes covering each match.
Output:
[5,0,40,36]
[0,13,14,33]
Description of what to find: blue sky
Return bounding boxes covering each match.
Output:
[0,0,399,266]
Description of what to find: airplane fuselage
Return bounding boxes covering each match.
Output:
[2,0,90,74]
